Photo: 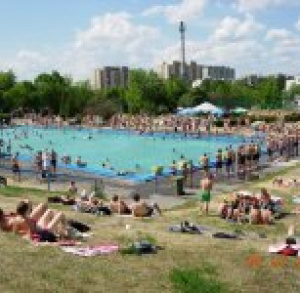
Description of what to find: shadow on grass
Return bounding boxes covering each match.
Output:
[170,264,228,293]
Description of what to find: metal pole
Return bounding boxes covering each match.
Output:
[179,21,186,80]
[154,176,158,194]
[47,171,51,191]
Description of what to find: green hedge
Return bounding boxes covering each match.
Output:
[0,113,11,124]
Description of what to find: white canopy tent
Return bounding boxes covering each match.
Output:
[177,102,224,116]
[192,102,223,114]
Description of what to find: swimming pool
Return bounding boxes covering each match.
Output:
[2,126,258,181]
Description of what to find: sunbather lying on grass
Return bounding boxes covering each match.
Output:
[273,177,300,188]
[109,195,131,215]
[1,201,81,242]
[75,191,111,215]
[130,193,162,218]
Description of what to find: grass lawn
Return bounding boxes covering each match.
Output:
[1,166,300,293]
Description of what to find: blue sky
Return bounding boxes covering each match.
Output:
[0,0,300,80]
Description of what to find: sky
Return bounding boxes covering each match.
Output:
[1,0,300,80]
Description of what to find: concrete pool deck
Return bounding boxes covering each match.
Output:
[1,156,299,209]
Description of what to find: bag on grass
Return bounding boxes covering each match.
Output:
[68,219,91,233]
[47,196,62,203]
[122,240,158,255]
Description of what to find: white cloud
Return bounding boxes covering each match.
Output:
[143,0,206,23]
[235,0,298,12]
[296,17,300,31]
[265,28,293,40]
[1,50,50,80]
[69,12,160,76]
[1,12,161,79]
[212,14,264,41]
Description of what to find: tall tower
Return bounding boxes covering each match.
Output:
[179,21,186,80]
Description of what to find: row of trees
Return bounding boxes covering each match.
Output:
[0,69,299,119]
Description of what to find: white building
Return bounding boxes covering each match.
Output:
[285,76,300,91]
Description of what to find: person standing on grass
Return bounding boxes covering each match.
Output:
[11,152,21,182]
[199,173,213,216]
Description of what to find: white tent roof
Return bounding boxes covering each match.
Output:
[192,102,223,114]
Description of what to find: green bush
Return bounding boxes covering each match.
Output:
[170,266,227,293]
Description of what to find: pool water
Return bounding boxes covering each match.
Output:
[2,127,253,177]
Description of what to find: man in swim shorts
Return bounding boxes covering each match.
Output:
[199,173,213,216]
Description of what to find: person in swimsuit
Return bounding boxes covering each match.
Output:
[11,152,21,182]
[0,208,13,232]
[130,193,161,217]
[109,195,131,215]
[215,149,223,176]
[237,146,246,177]
[224,147,232,178]
[10,201,69,241]
[201,153,209,175]
[199,173,213,216]
[51,149,57,174]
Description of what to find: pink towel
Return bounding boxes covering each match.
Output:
[61,245,119,256]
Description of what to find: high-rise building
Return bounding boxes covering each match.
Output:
[91,66,129,90]
[157,61,235,82]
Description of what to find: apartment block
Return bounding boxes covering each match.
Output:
[91,66,129,90]
[157,61,235,82]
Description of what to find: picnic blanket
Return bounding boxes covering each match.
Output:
[61,245,119,256]
[268,244,300,256]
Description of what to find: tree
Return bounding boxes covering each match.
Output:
[34,71,69,115]
[2,81,36,111]
[178,86,207,108]
[125,70,167,114]
[165,78,188,111]
[0,70,16,91]
[257,77,282,109]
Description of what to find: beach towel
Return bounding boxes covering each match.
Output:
[268,244,299,256]
[33,240,81,247]
[61,245,119,257]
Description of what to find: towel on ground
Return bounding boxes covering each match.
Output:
[61,245,119,256]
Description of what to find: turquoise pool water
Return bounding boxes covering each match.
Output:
[2,127,254,180]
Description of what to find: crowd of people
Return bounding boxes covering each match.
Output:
[109,113,252,135]
[218,188,282,225]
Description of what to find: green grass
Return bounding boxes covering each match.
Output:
[170,265,228,293]
[1,164,300,292]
